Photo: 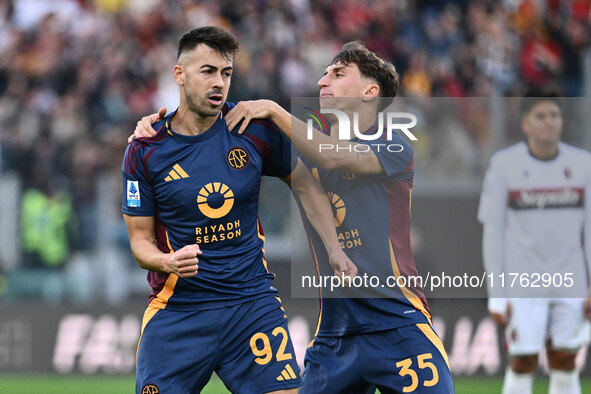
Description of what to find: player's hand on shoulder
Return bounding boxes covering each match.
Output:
[166,244,201,278]
[127,107,167,143]
[225,100,277,134]
[328,248,358,285]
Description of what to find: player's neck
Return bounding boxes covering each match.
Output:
[171,106,219,136]
[527,138,560,160]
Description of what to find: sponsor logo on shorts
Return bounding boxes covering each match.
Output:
[142,383,159,394]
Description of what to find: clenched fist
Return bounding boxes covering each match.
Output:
[165,244,202,278]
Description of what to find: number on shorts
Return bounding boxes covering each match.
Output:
[396,353,440,392]
[272,327,293,361]
[396,358,418,392]
[250,332,272,365]
[417,353,439,387]
[249,327,293,365]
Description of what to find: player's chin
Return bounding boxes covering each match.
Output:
[198,101,223,114]
[204,106,223,116]
[319,97,335,110]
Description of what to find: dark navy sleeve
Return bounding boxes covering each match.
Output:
[367,134,414,179]
[243,119,297,178]
[121,141,156,216]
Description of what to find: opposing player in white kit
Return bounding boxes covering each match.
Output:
[479,91,591,394]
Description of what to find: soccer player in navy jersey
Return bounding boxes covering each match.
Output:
[136,41,454,393]
[122,26,355,394]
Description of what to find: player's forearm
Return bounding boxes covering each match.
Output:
[267,103,335,169]
[482,224,506,300]
[129,237,174,273]
[295,182,342,255]
[269,105,368,173]
[267,102,293,140]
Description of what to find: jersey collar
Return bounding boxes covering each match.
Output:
[165,109,225,143]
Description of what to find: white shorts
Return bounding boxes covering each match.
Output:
[506,298,590,355]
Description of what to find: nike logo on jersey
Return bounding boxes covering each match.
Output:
[164,164,189,182]
[276,364,298,381]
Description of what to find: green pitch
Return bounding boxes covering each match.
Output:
[1,374,591,393]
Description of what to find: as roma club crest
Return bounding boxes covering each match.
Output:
[227,147,249,170]
[142,384,160,394]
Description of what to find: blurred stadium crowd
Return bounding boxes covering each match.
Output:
[0,0,589,301]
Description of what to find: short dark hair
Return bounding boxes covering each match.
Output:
[330,41,400,110]
[177,26,239,60]
[520,87,563,116]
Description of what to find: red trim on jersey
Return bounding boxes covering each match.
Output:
[244,133,272,167]
[125,123,165,175]
[125,141,143,175]
[141,147,159,184]
[221,104,230,117]
[293,198,324,336]
[139,123,166,144]
[147,216,174,305]
[386,178,430,315]
[401,152,414,174]
[251,119,281,134]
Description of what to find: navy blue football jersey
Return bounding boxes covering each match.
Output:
[299,131,431,336]
[122,103,295,311]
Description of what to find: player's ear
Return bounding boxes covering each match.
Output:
[174,64,185,85]
[362,83,380,101]
[521,116,530,136]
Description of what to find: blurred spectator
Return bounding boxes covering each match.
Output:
[402,52,432,96]
[20,177,74,269]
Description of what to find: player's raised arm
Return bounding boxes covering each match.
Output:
[123,214,201,278]
[225,100,385,175]
[284,159,357,279]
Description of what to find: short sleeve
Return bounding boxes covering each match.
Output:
[367,134,414,179]
[244,120,297,178]
[121,142,156,216]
